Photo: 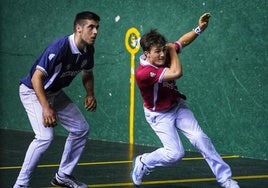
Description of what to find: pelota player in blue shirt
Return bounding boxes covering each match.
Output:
[13,11,100,188]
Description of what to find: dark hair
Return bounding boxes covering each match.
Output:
[140,29,167,52]
[73,11,100,30]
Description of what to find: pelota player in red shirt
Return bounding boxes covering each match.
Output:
[131,13,240,188]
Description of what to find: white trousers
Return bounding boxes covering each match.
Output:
[15,84,89,186]
[141,99,232,184]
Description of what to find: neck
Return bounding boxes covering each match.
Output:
[74,34,86,52]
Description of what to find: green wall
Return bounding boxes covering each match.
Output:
[0,0,267,160]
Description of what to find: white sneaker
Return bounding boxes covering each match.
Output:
[222,179,240,188]
[130,155,151,186]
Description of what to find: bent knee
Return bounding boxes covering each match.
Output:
[33,136,54,150]
[71,124,90,138]
[190,132,209,146]
[35,133,54,142]
[79,121,90,134]
[81,124,90,136]
[166,150,185,164]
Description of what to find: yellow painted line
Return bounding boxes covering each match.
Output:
[0,155,240,170]
[44,175,268,188]
[0,160,130,170]
[182,155,239,161]
[124,27,140,145]
[233,175,268,180]
[141,175,268,185]
[79,182,133,188]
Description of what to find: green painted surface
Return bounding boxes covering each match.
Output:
[0,0,267,159]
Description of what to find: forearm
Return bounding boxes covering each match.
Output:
[82,71,95,97]
[163,44,182,81]
[177,30,198,48]
[169,47,182,74]
[82,70,97,111]
[31,69,57,126]
[31,70,50,108]
[176,12,210,49]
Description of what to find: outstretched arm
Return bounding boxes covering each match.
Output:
[175,13,211,50]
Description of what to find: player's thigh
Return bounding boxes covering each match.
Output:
[19,84,54,139]
[175,100,204,141]
[57,103,89,133]
[145,108,183,151]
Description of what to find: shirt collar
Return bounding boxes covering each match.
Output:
[140,54,164,69]
[139,54,157,67]
[140,54,150,65]
[68,34,87,54]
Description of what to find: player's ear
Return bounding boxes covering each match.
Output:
[75,24,82,33]
[144,51,149,57]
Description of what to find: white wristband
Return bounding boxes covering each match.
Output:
[193,26,202,35]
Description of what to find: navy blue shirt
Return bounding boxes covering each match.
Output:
[20,34,94,92]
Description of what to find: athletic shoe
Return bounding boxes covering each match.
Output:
[130,155,151,187]
[51,173,88,188]
[222,179,240,188]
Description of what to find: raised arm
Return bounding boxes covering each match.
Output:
[175,13,211,49]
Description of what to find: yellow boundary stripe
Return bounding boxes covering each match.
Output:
[0,155,239,170]
[44,175,268,188]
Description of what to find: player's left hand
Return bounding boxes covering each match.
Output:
[198,13,211,31]
[84,95,97,112]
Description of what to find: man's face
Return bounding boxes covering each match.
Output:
[145,45,167,66]
[77,19,99,45]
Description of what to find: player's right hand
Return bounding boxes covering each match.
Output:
[42,107,57,127]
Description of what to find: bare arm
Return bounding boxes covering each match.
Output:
[31,69,57,127]
[176,13,211,49]
[82,70,97,111]
[162,43,182,81]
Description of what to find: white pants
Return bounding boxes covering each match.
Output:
[141,99,232,184]
[14,84,89,186]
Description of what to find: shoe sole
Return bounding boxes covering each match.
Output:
[51,175,88,188]
[130,156,141,187]
[51,177,68,187]
[130,171,140,188]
